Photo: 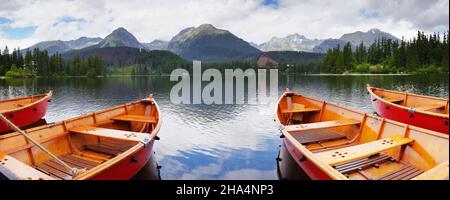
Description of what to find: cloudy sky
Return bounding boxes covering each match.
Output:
[0,0,448,49]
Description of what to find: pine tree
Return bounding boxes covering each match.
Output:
[343,42,353,71]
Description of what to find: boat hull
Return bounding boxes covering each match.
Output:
[89,140,155,180]
[369,93,449,134]
[0,95,51,134]
[282,138,332,180]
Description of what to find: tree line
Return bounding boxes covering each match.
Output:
[322,31,449,74]
[0,47,104,77]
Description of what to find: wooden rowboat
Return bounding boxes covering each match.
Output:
[275,90,449,180]
[0,95,161,180]
[367,85,449,135]
[0,91,52,134]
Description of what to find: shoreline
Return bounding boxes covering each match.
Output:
[2,73,448,79]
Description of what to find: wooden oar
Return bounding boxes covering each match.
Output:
[0,113,85,177]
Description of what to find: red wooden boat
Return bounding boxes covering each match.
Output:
[0,95,161,180]
[0,91,52,134]
[367,85,449,134]
[275,90,448,180]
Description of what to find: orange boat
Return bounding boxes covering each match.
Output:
[275,90,449,180]
[0,95,161,180]
[0,91,52,134]
[367,85,449,134]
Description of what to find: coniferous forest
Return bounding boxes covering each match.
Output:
[0,48,104,77]
[322,31,449,74]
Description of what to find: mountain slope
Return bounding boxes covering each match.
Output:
[94,27,144,49]
[62,47,186,67]
[340,28,399,46]
[167,24,261,62]
[257,34,323,52]
[313,29,399,53]
[23,37,102,55]
[66,37,102,49]
[313,39,352,53]
[143,40,169,51]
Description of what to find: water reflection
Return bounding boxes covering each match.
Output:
[0,74,448,180]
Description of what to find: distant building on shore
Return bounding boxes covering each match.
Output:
[257,53,279,68]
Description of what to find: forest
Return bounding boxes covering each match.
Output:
[0,48,104,77]
[321,31,449,74]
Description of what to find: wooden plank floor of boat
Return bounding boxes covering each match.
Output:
[35,154,100,180]
[331,153,423,180]
[34,139,134,180]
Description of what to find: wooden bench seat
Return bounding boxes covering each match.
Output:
[291,129,347,145]
[0,153,55,180]
[285,119,361,132]
[281,103,321,114]
[375,165,423,180]
[315,136,413,166]
[35,154,100,180]
[333,153,395,174]
[112,115,156,124]
[415,104,446,111]
[412,161,449,180]
[70,126,151,144]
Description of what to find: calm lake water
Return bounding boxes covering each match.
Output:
[1,74,448,180]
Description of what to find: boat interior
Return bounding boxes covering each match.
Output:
[0,92,51,113]
[0,99,159,180]
[277,92,449,180]
[369,87,449,116]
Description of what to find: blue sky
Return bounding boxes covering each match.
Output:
[262,0,279,8]
[0,0,448,49]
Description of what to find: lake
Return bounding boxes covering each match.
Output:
[0,74,448,180]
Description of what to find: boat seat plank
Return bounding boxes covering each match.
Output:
[376,165,423,180]
[315,136,414,166]
[415,104,445,111]
[291,129,347,144]
[285,119,361,132]
[112,115,157,124]
[70,126,151,144]
[0,154,55,180]
[333,153,394,174]
[281,103,321,114]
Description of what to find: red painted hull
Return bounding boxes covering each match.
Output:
[283,138,332,180]
[89,140,155,180]
[369,93,449,135]
[0,94,52,134]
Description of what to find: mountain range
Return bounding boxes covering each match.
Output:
[23,37,102,55]
[23,25,400,62]
[255,34,323,52]
[313,29,399,53]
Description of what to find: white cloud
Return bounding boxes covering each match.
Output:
[0,0,448,49]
